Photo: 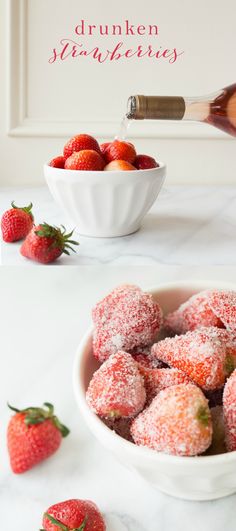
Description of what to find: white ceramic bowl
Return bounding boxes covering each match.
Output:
[73,281,236,501]
[44,163,166,238]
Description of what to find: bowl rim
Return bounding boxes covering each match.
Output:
[44,161,166,176]
[73,279,236,466]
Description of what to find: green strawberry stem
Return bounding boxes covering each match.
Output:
[34,223,79,255]
[225,355,235,376]
[8,402,70,437]
[197,405,210,426]
[42,513,87,530]
[11,201,33,218]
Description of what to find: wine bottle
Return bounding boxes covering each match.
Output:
[127,84,236,137]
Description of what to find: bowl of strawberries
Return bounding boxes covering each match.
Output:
[73,281,236,501]
[44,134,166,237]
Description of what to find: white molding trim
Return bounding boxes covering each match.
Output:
[6,0,230,140]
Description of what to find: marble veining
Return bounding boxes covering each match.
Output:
[1,185,236,265]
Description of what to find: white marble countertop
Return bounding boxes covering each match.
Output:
[1,185,236,266]
[1,265,236,531]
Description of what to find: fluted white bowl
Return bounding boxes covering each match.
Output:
[73,281,236,501]
[44,163,166,237]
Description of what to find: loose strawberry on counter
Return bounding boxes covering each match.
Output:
[1,201,34,242]
[41,499,106,531]
[20,223,79,264]
[7,402,69,473]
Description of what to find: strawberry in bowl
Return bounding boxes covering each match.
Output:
[45,133,166,237]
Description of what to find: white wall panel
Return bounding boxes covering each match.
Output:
[0,0,236,185]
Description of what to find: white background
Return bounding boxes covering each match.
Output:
[1,266,236,530]
[0,0,236,186]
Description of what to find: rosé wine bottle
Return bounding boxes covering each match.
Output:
[127,83,236,137]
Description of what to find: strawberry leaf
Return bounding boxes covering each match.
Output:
[43,513,69,530]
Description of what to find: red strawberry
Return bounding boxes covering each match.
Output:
[86,350,146,419]
[65,150,105,171]
[138,366,190,404]
[104,140,136,164]
[1,201,34,242]
[131,383,212,456]
[42,499,106,531]
[20,223,79,264]
[100,142,111,155]
[208,290,236,333]
[223,369,236,451]
[104,160,136,171]
[134,154,159,170]
[63,134,101,159]
[92,284,163,363]
[7,403,69,473]
[152,327,235,391]
[49,156,66,169]
[164,291,224,335]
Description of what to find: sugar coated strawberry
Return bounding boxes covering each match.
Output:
[223,369,236,451]
[1,201,34,242]
[104,160,136,171]
[86,350,146,419]
[104,140,136,164]
[164,291,224,335]
[131,383,212,456]
[208,290,236,333]
[20,223,79,264]
[63,134,101,159]
[65,150,105,171]
[152,327,235,391]
[92,284,163,363]
[138,366,190,404]
[7,402,69,473]
[42,499,106,531]
[134,154,159,170]
[49,156,65,169]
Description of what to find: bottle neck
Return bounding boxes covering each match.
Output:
[127,95,185,120]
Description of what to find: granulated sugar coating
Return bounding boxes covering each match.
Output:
[92,284,163,363]
[208,290,236,333]
[151,327,235,391]
[138,366,191,404]
[223,369,236,451]
[164,291,224,335]
[131,383,212,456]
[86,350,146,418]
